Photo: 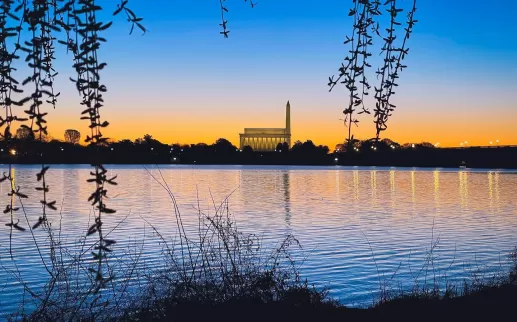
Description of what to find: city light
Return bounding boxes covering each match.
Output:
[173,157,177,161]
[334,158,339,162]
[490,141,493,145]
[10,149,16,156]
[391,145,395,149]
[434,142,440,147]
[411,144,415,148]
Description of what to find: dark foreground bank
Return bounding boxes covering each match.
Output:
[117,279,517,322]
[25,251,517,322]
[120,279,517,322]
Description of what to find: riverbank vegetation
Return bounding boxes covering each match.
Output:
[2,134,516,168]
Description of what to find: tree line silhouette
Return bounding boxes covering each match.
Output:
[1,129,515,168]
[0,130,330,164]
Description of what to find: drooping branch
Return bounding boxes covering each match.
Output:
[373,0,417,140]
[218,0,256,38]
[0,0,145,293]
[329,0,417,145]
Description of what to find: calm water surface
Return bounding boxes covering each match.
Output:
[0,165,516,313]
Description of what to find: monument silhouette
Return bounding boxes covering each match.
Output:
[239,101,291,151]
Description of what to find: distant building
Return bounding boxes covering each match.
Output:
[239,101,291,151]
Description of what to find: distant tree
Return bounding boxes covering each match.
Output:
[417,142,435,149]
[143,134,154,143]
[135,134,163,146]
[190,143,211,154]
[64,129,81,144]
[117,139,134,146]
[335,144,345,152]
[276,142,289,153]
[16,127,34,140]
[214,138,237,154]
[302,140,316,150]
[242,145,253,154]
[317,145,330,154]
[292,140,303,149]
[381,138,399,147]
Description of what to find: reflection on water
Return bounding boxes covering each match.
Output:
[459,171,469,207]
[488,172,493,206]
[411,170,416,203]
[390,170,396,193]
[370,170,377,206]
[353,170,359,201]
[0,165,516,311]
[283,172,291,226]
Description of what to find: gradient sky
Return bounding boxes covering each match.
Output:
[41,0,517,148]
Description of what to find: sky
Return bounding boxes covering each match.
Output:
[35,0,517,148]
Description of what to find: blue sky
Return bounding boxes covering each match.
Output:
[47,0,517,146]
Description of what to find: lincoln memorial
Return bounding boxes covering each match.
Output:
[239,101,292,152]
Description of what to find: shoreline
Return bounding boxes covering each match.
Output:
[3,163,517,171]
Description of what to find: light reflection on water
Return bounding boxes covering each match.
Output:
[0,165,516,311]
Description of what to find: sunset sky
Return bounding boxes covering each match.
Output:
[41,0,516,148]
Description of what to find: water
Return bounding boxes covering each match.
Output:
[0,165,516,314]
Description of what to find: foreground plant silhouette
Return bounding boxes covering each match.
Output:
[3,169,333,320]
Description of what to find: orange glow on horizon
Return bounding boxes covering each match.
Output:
[43,116,516,149]
[43,97,517,149]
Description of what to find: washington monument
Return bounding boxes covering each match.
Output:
[239,101,292,151]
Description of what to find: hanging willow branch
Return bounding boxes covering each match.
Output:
[0,0,144,292]
[328,0,417,145]
[373,0,417,139]
[218,0,256,38]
